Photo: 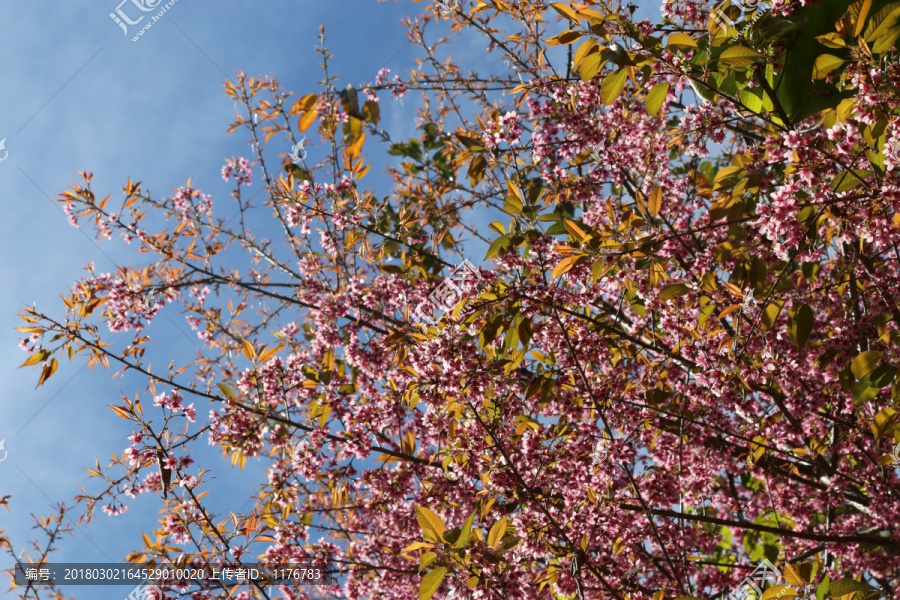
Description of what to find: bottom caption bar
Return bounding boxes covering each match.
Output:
[14,563,336,586]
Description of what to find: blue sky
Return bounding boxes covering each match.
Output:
[0,1,667,598]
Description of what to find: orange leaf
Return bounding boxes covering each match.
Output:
[107,404,132,420]
[552,254,586,279]
[298,109,318,133]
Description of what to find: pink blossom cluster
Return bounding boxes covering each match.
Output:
[482,110,523,148]
[221,156,253,186]
[170,186,213,222]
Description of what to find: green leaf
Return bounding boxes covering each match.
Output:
[645,82,669,116]
[851,350,883,379]
[787,304,814,349]
[361,100,380,124]
[826,578,876,597]
[689,78,717,102]
[504,194,523,215]
[816,574,830,600]
[468,154,487,186]
[832,170,865,193]
[518,318,534,347]
[869,364,897,388]
[419,567,447,600]
[601,68,628,105]
[485,235,510,259]
[454,513,475,549]
[659,283,690,301]
[718,46,764,67]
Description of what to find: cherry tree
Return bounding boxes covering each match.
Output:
[10,0,900,598]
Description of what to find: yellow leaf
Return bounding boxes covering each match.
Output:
[549,2,580,22]
[579,53,604,81]
[401,541,435,555]
[552,254,585,279]
[419,552,438,571]
[563,219,589,243]
[419,567,447,600]
[645,82,669,116]
[415,506,446,543]
[19,349,50,368]
[648,186,662,217]
[659,283,690,301]
[871,407,898,439]
[36,362,53,388]
[667,32,697,48]
[547,30,582,45]
[601,68,628,105]
[760,585,797,600]
[815,32,847,48]
[812,54,846,79]
[718,46,763,67]
[573,39,598,70]
[258,346,278,364]
[851,350,883,379]
[240,338,257,361]
[346,131,366,160]
[721,280,744,298]
[487,517,507,548]
[854,0,873,37]
[290,93,318,115]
